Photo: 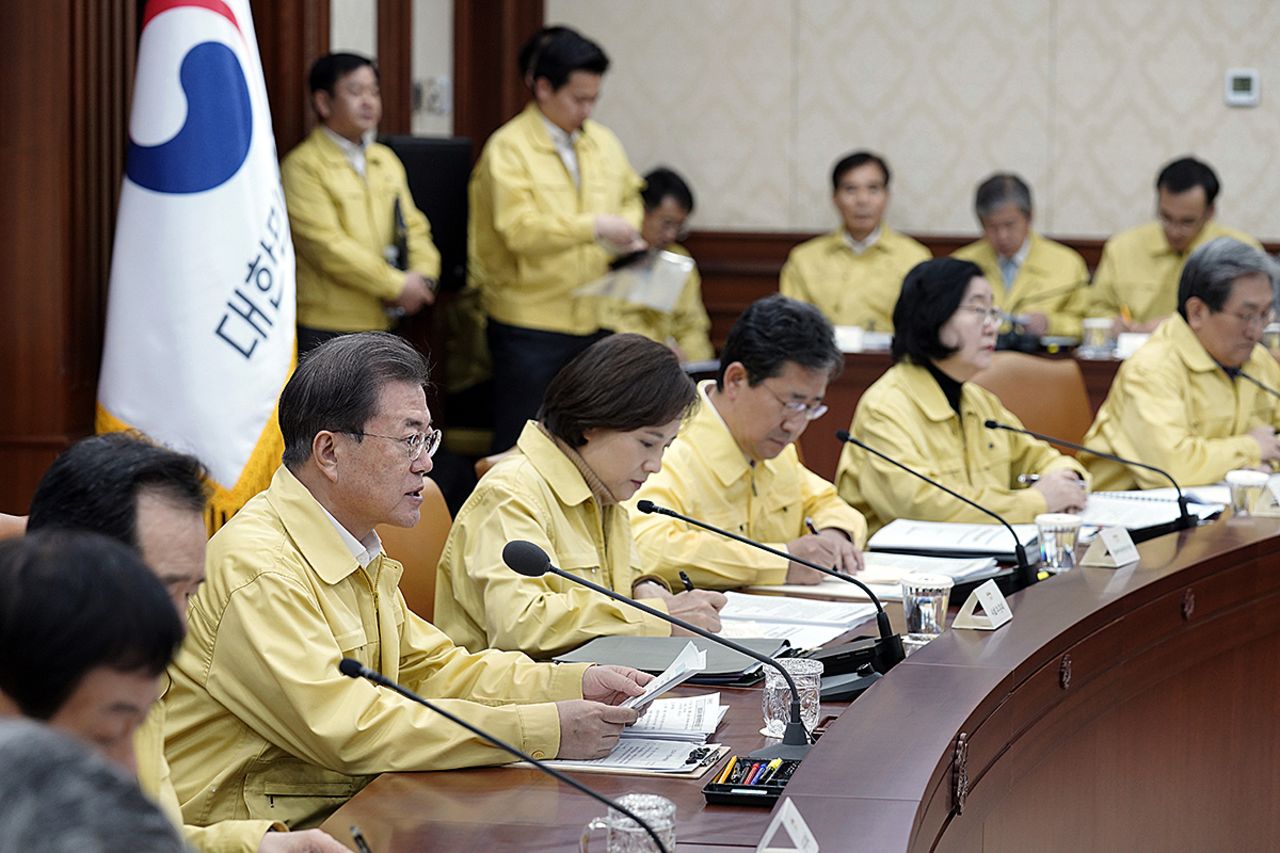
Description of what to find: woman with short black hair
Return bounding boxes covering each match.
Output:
[835,258,1087,533]
[435,334,726,658]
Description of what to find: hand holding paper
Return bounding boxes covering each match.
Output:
[622,641,707,709]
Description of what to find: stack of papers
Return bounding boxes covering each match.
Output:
[718,591,877,649]
[527,738,726,775]
[621,641,705,709]
[623,693,727,743]
[869,519,1038,559]
[1081,491,1222,530]
[748,552,997,602]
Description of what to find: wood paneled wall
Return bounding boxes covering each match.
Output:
[0,2,136,513]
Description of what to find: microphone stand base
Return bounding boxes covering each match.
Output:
[749,721,812,761]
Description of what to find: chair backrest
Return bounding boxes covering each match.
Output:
[474,449,515,481]
[0,514,26,540]
[971,352,1093,453]
[376,477,451,620]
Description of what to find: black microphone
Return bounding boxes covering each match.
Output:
[501,540,811,761]
[835,429,1036,588]
[1237,368,1280,401]
[633,499,904,673]
[338,658,669,853]
[982,419,1193,531]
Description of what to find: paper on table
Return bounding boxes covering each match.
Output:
[868,519,1038,556]
[719,590,876,626]
[623,692,727,742]
[1082,492,1222,528]
[718,619,849,649]
[621,641,705,709]
[525,738,717,773]
[747,552,997,602]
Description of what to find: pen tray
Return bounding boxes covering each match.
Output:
[702,757,800,807]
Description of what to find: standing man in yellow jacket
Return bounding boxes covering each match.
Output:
[283,53,440,355]
[628,296,867,589]
[470,26,645,452]
[780,151,930,332]
[1083,238,1280,491]
[25,434,347,852]
[1090,157,1260,333]
[605,167,714,362]
[953,173,1089,340]
[162,333,647,830]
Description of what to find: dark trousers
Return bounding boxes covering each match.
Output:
[487,319,609,453]
[296,326,348,358]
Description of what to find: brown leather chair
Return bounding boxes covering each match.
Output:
[972,352,1093,454]
[376,477,451,621]
[474,449,515,481]
[0,514,26,540]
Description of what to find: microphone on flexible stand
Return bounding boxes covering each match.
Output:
[981,419,1192,532]
[338,658,669,853]
[633,500,905,673]
[501,540,811,761]
[835,429,1036,589]
[1236,368,1280,401]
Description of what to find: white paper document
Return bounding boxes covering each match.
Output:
[621,641,705,709]
[574,249,695,312]
[747,552,996,602]
[526,738,717,773]
[716,591,877,649]
[1082,492,1222,529]
[869,519,1038,557]
[623,692,727,742]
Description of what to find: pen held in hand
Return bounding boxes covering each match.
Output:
[1017,474,1040,486]
[804,517,820,536]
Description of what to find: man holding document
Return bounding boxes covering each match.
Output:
[1082,238,1280,491]
[629,296,868,588]
[162,334,649,830]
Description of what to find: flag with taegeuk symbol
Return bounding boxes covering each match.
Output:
[97,0,295,530]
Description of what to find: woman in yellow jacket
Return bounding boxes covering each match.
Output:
[435,334,726,658]
[836,258,1088,533]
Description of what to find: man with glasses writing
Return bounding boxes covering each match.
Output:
[627,295,868,588]
[162,332,650,830]
[1083,239,1280,490]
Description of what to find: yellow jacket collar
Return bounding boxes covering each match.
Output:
[518,102,597,155]
[516,421,595,508]
[1157,312,1220,374]
[897,361,963,423]
[685,381,761,488]
[266,465,368,586]
[309,125,391,169]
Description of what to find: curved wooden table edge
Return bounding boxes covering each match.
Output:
[777,515,1280,851]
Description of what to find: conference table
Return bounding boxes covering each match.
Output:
[323,511,1280,851]
[796,351,1123,483]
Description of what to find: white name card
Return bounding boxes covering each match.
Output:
[1252,480,1280,517]
[758,797,820,853]
[951,579,1012,631]
[1080,526,1140,568]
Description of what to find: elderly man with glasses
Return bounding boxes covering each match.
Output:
[1083,238,1280,490]
[627,295,868,589]
[162,332,649,831]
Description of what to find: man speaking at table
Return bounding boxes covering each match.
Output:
[162,333,648,829]
[1082,238,1280,490]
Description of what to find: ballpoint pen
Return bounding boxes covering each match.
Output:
[351,825,373,853]
[679,570,695,592]
[804,517,820,536]
[1017,474,1040,485]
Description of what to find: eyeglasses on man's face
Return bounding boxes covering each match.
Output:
[339,427,442,460]
[760,383,828,421]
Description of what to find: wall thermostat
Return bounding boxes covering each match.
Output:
[1225,68,1260,107]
